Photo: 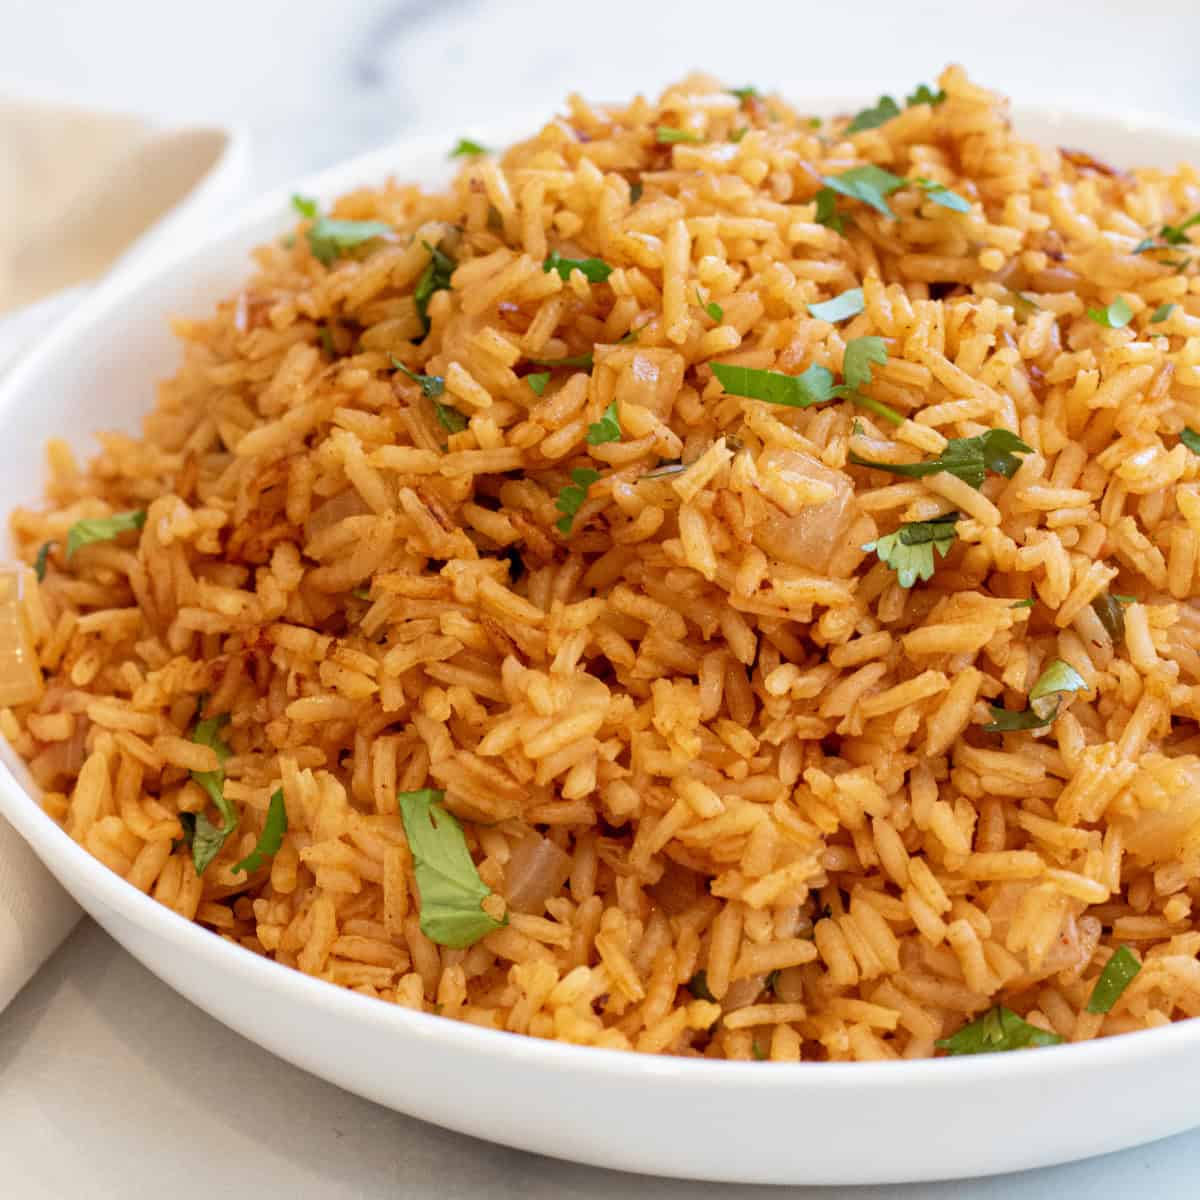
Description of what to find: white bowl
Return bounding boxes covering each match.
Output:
[3,99,1200,1187]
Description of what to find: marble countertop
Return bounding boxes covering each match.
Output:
[4,1,1200,1195]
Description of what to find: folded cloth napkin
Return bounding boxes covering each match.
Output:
[0,94,248,1012]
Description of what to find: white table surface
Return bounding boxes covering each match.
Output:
[5,1,1200,1193]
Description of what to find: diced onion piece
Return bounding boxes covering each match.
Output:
[0,568,43,707]
[649,858,702,915]
[722,973,767,1012]
[753,448,862,575]
[504,832,572,914]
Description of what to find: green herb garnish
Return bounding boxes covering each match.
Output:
[65,510,147,559]
[728,86,758,102]
[291,194,318,220]
[730,127,748,143]
[1180,428,1200,455]
[821,165,908,218]
[697,288,724,321]
[916,177,970,213]
[845,83,945,134]
[291,195,391,267]
[982,659,1088,733]
[863,512,958,588]
[1150,303,1176,323]
[526,372,551,396]
[232,789,288,875]
[814,187,844,234]
[751,1039,768,1061]
[711,362,838,408]
[391,355,445,399]
[1086,946,1141,1014]
[1087,297,1133,329]
[33,541,53,581]
[1007,290,1040,317]
[414,240,456,331]
[906,83,946,107]
[1160,212,1200,246]
[712,338,900,424]
[586,400,622,446]
[687,970,717,1002]
[936,1006,1064,1055]
[656,127,701,144]
[849,428,1032,490]
[808,287,864,323]
[1011,597,1035,608]
[398,788,506,948]
[527,351,594,370]
[434,402,468,434]
[629,180,644,203]
[543,251,613,284]
[450,138,487,157]
[1090,592,1126,645]
[555,468,600,535]
[318,325,336,356]
[846,95,901,134]
[186,711,239,875]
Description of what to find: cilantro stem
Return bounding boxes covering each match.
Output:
[851,393,904,427]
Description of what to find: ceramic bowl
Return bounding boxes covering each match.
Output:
[2,99,1199,1186]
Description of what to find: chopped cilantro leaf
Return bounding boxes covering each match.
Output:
[656,127,702,144]
[527,351,594,369]
[1087,946,1141,1014]
[1087,296,1133,329]
[1160,211,1200,245]
[232,789,287,875]
[187,711,239,874]
[916,177,970,213]
[414,240,456,331]
[814,187,844,234]
[821,165,908,218]
[849,428,1032,490]
[751,1039,768,1061]
[1090,592,1126,645]
[1150,303,1176,323]
[697,289,724,322]
[630,180,644,203]
[846,95,901,134]
[982,659,1088,733]
[391,356,445,399]
[863,512,958,588]
[1011,598,1035,609]
[450,138,487,157]
[586,400,622,446]
[728,86,758,102]
[1132,238,1159,255]
[711,361,838,408]
[291,194,318,219]
[687,970,717,1001]
[33,541,53,581]
[937,1006,1063,1055]
[526,372,551,396]
[1181,427,1200,455]
[842,335,887,392]
[543,251,613,283]
[434,402,468,434]
[730,127,748,143]
[398,788,505,948]
[555,468,600,535]
[65,510,147,559]
[295,195,391,265]
[808,287,864,323]
[906,83,946,107]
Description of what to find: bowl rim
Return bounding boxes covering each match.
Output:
[5,93,1200,1091]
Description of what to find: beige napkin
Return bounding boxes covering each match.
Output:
[0,94,248,1011]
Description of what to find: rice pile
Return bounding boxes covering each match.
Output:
[8,65,1200,1062]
